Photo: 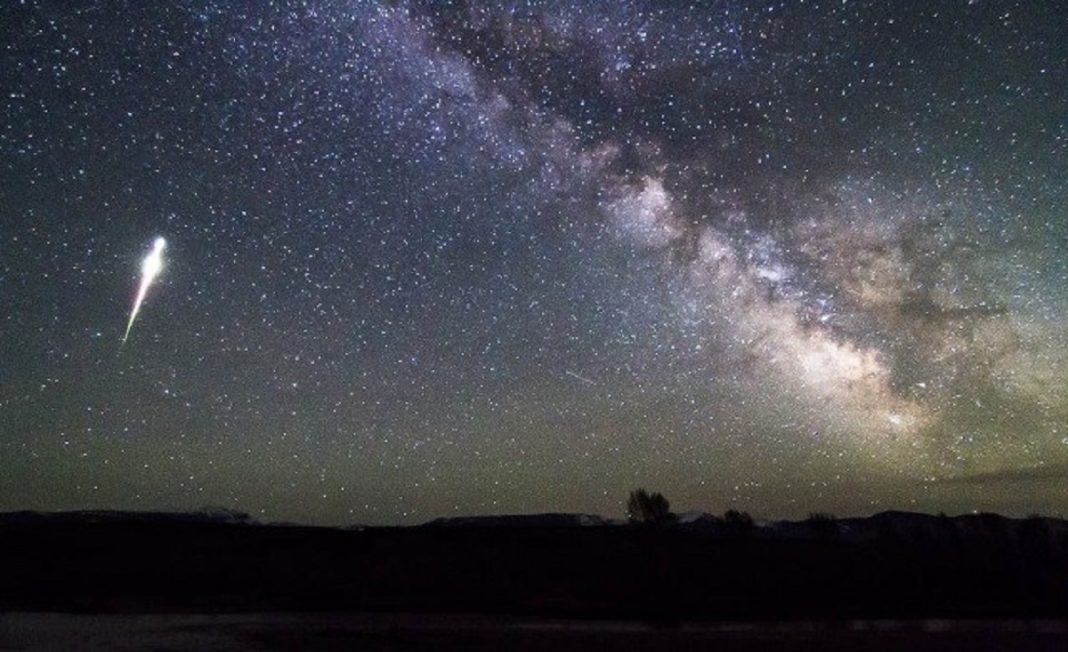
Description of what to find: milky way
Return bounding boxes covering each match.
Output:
[2,1,1066,524]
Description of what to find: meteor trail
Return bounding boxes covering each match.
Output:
[122,236,167,345]
[565,370,597,385]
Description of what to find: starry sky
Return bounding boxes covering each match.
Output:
[2,1,1067,525]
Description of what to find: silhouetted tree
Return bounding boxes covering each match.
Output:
[627,488,675,525]
[807,512,838,538]
[723,508,754,538]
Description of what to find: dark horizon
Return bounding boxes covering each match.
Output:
[5,504,1068,628]
[4,501,1068,530]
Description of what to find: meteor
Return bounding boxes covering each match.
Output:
[566,370,597,386]
[122,236,167,345]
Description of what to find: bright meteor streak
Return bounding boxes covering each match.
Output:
[122,236,167,345]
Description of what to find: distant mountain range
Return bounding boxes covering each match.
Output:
[423,509,1068,544]
[3,508,1065,542]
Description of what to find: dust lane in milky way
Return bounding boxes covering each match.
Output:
[1,1,1066,524]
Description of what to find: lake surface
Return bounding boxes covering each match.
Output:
[3,613,1068,651]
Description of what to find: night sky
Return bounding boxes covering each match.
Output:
[2,1,1067,525]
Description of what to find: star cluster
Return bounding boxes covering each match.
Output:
[2,1,1066,524]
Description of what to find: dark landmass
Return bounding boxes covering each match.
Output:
[2,509,1067,621]
[5,612,1068,652]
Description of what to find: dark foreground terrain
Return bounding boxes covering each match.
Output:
[2,510,1067,649]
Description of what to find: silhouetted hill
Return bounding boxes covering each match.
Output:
[0,508,252,525]
[2,510,1066,620]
